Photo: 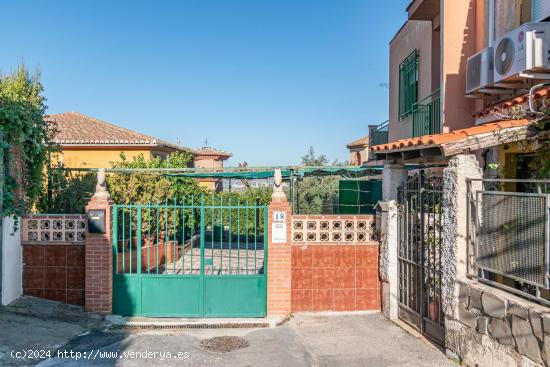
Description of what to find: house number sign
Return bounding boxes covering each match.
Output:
[272,211,287,243]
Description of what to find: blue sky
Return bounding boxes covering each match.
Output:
[1,0,409,166]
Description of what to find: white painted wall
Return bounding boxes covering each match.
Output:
[1,216,22,305]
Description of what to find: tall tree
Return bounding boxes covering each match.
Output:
[296,146,339,214]
[301,146,328,167]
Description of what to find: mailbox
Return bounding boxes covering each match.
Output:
[87,209,106,234]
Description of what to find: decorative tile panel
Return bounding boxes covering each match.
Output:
[291,215,376,244]
[22,215,86,244]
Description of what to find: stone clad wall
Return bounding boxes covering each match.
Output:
[448,280,550,366]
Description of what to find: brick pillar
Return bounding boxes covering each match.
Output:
[267,169,292,317]
[85,169,113,314]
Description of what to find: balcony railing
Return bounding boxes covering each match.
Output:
[369,121,389,146]
[368,121,389,160]
[412,89,440,137]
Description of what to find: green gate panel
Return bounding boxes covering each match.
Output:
[141,276,201,317]
[204,276,266,317]
[112,201,268,318]
[113,275,141,316]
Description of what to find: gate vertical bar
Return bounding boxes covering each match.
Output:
[211,195,215,274]
[190,195,194,274]
[263,206,268,273]
[229,197,232,274]
[136,206,142,315]
[200,194,205,316]
[237,199,241,274]
[246,202,249,274]
[419,172,425,333]
[121,208,125,273]
[220,196,223,274]
[164,199,168,272]
[173,197,177,274]
[129,207,133,274]
[254,200,258,273]
[156,207,160,274]
[181,196,186,274]
[137,207,142,274]
[112,206,118,275]
[147,206,151,274]
[264,205,268,314]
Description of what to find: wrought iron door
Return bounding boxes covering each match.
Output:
[397,172,445,343]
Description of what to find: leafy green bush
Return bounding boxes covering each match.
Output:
[0,65,55,219]
[107,152,272,239]
[36,165,96,214]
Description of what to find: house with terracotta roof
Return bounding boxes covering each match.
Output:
[46,111,232,191]
[346,135,369,165]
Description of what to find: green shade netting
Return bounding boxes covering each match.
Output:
[161,166,384,180]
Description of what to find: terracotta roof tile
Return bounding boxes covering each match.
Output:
[194,146,232,158]
[370,119,530,152]
[475,87,550,118]
[346,135,369,148]
[46,112,191,152]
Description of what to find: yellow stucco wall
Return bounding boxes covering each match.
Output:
[55,147,225,193]
[56,149,154,168]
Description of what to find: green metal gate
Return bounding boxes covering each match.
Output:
[112,195,268,317]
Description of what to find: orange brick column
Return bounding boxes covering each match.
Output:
[267,197,292,317]
[84,175,114,314]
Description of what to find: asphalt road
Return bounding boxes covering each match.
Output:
[32,313,455,367]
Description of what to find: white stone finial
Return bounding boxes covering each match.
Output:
[94,168,110,198]
[272,168,287,201]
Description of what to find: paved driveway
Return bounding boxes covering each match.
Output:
[32,313,454,367]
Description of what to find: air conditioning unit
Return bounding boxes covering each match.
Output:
[493,22,550,84]
[466,47,494,94]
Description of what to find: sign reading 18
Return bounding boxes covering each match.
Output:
[273,211,286,222]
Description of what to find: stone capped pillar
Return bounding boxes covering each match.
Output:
[441,154,482,320]
[85,169,114,314]
[382,162,408,201]
[379,200,399,320]
[267,169,292,317]
[379,161,407,320]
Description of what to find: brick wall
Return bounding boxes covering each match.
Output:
[21,215,87,305]
[85,195,113,314]
[290,215,380,312]
[266,199,292,317]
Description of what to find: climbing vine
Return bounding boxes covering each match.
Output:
[0,65,56,219]
[492,96,550,179]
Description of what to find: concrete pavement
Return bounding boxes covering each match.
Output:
[34,313,453,367]
[0,297,455,366]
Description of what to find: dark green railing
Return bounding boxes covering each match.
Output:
[369,120,389,146]
[412,90,441,137]
[368,121,389,161]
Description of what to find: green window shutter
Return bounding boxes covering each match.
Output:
[398,50,419,120]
